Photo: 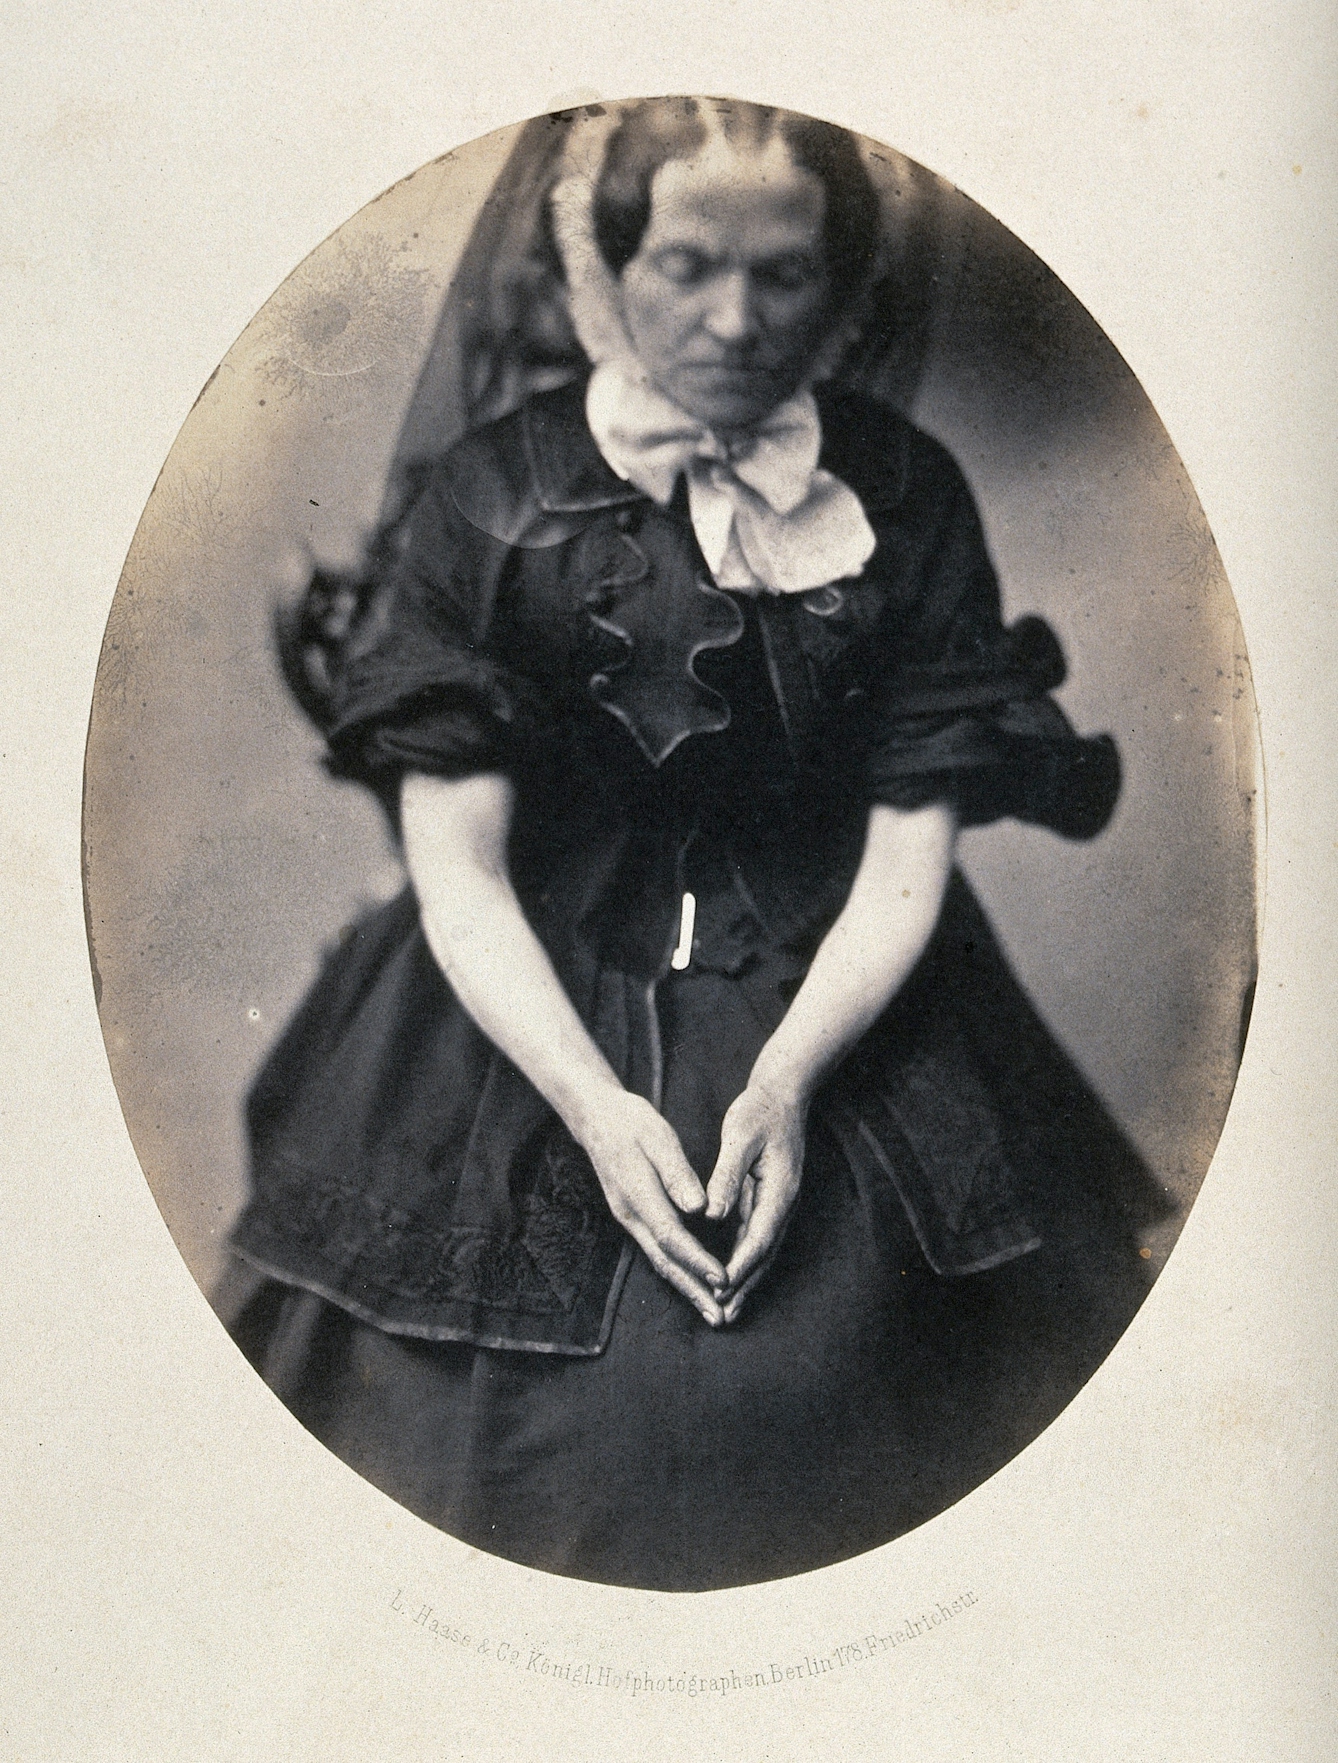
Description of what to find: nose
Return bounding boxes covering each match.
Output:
[701,269,758,345]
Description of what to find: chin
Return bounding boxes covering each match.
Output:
[675,383,784,431]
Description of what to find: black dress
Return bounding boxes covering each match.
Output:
[223,379,1170,1590]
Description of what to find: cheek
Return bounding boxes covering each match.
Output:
[769,285,833,338]
[623,284,698,356]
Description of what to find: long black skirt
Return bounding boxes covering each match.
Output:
[222,962,1164,1593]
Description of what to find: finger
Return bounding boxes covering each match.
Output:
[595,1137,725,1288]
[630,1175,729,1291]
[737,1171,758,1228]
[721,1251,775,1325]
[712,1171,759,1296]
[705,1122,760,1220]
[645,1124,707,1215]
[623,1216,724,1326]
[724,1168,797,1293]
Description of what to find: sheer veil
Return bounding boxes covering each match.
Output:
[389,102,966,487]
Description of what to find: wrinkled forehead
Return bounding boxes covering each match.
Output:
[644,130,827,251]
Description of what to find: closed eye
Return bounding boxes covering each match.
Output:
[653,247,711,286]
[754,254,823,292]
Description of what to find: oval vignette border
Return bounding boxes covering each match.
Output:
[81,100,1260,1543]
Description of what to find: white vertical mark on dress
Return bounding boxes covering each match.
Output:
[670,891,696,971]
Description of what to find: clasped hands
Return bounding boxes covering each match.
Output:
[581,1080,807,1327]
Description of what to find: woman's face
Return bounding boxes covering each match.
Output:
[617,146,834,432]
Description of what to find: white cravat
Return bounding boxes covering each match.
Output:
[585,360,875,595]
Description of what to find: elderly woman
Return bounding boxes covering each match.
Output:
[226,99,1165,1590]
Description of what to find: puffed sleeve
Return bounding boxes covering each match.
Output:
[309,443,547,792]
[862,437,1120,839]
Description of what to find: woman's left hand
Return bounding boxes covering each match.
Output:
[704,1082,808,1324]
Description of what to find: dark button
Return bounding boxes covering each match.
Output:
[614,507,638,531]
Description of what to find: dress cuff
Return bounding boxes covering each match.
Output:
[868,709,1120,839]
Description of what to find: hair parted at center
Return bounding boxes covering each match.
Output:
[590,98,882,309]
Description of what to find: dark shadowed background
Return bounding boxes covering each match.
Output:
[83,111,1257,1298]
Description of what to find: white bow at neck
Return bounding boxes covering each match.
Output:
[585,360,876,596]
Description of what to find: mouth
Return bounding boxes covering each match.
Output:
[660,359,804,423]
[677,362,788,393]
[682,360,776,378]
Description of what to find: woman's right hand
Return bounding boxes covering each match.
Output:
[580,1089,728,1327]
[402,773,726,1325]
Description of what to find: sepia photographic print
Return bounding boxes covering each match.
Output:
[6,0,1335,1750]
[83,96,1258,1596]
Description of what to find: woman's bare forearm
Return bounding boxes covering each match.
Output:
[749,800,957,1102]
[400,771,624,1144]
